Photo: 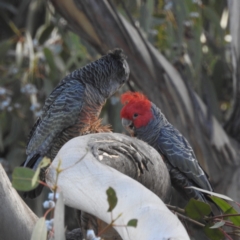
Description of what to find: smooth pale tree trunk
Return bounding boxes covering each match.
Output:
[0,133,174,240]
[0,164,37,240]
[46,134,189,240]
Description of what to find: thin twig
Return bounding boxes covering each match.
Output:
[206,213,240,221]
[166,204,185,214]
[43,207,54,218]
[97,212,123,237]
[219,228,233,240]
[173,211,205,227]
[212,219,231,224]
[234,201,240,209]
[223,222,240,230]
[227,231,240,235]
[39,180,49,187]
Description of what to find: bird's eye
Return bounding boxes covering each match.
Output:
[133,113,138,119]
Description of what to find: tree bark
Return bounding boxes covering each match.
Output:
[46,134,189,240]
[224,0,240,140]
[50,0,240,200]
[0,130,173,240]
[0,164,37,240]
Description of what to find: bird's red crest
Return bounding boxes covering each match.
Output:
[121,92,149,105]
[120,92,152,128]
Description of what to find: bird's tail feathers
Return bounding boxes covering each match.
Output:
[21,154,46,199]
[22,154,42,169]
[24,184,44,199]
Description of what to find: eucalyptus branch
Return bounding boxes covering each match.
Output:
[173,212,205,227]
[219,228,234,240]
[166,204,185,214]
[223,221,240,230]
[97,213,123,237]
[206,213,240,221]
[227,231,240,236]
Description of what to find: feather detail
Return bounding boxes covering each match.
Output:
[121,91,150,105]
[120,92,153,128]
[120,92,214,203]
[23,48,129,199]
[81,118,112,134]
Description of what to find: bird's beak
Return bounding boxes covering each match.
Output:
[122,118,133,128]
[122,118,135,136]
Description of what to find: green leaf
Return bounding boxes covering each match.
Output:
[106,187,118,212]
[210,196,240,226]
[31,217,47,240]
[12,167,39,191]
[32,157,51,189]
[32,168,40,188]
[210,221,225,229]
[127,219,138,228]
[54,192,65,240]
[203,224,224,240]
[39,157,51,169]
[210,196,233,211]
[185,198,211,221]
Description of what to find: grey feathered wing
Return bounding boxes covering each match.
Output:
[24,79,85,169]
[158,124,212,192]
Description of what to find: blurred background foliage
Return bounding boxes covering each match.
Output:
[0,0,233,224]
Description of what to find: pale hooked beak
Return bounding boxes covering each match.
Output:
[122,118,134,135]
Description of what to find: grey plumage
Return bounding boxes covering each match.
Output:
[23,49,129,198]
[135,104,213,201]
[121,97,213,203]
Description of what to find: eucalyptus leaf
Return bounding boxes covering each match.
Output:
[209,221,225,229]
[106,187,118,212]
[185,198,211,220]
[32,168,40,188]
[54,192,65,240]
[12,167,39,191]
[32,157,51,187]
[127,219,138,228]
[30,217,47,240]
[39,157,51,169]
[210,196,240,226]
[203,224,224,240]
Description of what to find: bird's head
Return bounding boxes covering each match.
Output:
[120,92,153,135]
[92,48,130,98]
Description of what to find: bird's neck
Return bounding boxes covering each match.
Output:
[85,84,107,108]
[135,104,168,148]
[75,84,107,134]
